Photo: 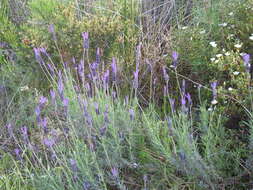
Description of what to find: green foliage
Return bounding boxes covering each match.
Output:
[22,0,139,65]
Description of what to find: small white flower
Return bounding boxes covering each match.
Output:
[210,58,216,62]
[225,52,231,56]
[211,99,218,105]
[199,30,206,34]
[229,12,234,16]
[231,25,235,28]
[214,60,219,63]
[233,71,240,75]
[234,43,242,48]
[228,87,233,91]
[209,41,217,48]
[240,52,246,56]
[218,23,228,27]
[181,26,188,30]
[20,86,29,91]
[216,54,223,58]
[208,107,213,111]
[250,35,253,41]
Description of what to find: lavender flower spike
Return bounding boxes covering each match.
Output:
[21,126,29,144]
[33,47,43,65]
[111,57,117,82]
[103,69,110,89]
[40,117,48,134]
[35,105,41,122]
[50,89,56,104]
[58,71,64,100]
[186,92,192,106]
[94,102,100,115]
[129,109,135,121]
[162,66,169,82]
[39,96,48,106]
[6,123,14,138]
[211,81,217,99]
[49,24,57,41]
[172,51,179,68]
[133,69,139,89]
[111,167,119,178]
[243,54,251,73]
[82,32,89,49]
[43,138,55,148]
[14,148,22,160]
[70,159,78,173]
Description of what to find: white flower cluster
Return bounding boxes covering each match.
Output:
[250,34,253,41]
[209,41,217,48]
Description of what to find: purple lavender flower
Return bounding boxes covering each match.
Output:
[181,95,187,113]
[243,54,250,65]
[243,54,251,73]
[172,51,179,68]
[63,98,69,115]
[50,89,56,104]
[112,91,116,100]
[47,63,55,76]
[14,148,22,160]
[94,102,100,115]
[82,100,93,126]
[162,66,169,82]
[172,51,179,62]
[99,124,108,136]
[58,71,64,100]
[133,69,139,89]
[39,47,47,55]
[181,95,186,106]
[48,24,57,41]
[104,105,110,123]
[111,167,119,178]
[63,98,69,107]
[84,83,91,97]
[43,138,55,148]
[111,57,117,82]
[83,180,91,190]
[211,81,217,99]
[21,126,29,144]
[35,105,41,122]
[89,62,99,80]
[33,47,43,65]
[82,32,89,49]
[40,117,48,134]
[103,69,110,89]
[70,159,78,173]
[129,109,135,121]
[178,151,186,161]
[39,96,48,106]
[6,123,14,138]
[186,92,192,106]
